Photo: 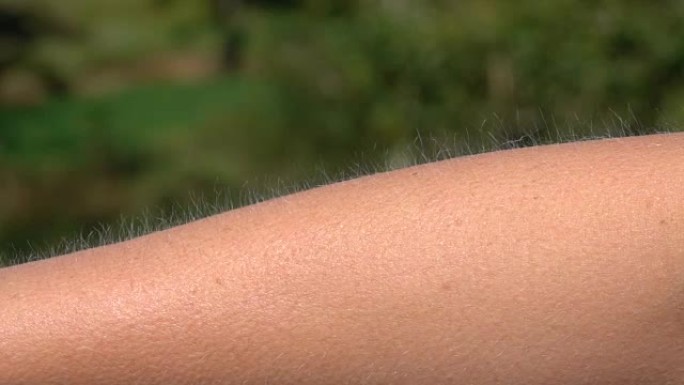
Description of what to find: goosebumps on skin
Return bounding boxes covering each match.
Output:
[1,133,684,385]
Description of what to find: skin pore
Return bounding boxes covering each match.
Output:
[1,132,683,384]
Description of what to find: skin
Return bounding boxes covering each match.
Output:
[1,133,683,384]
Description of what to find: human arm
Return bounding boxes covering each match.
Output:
[1,133,683,384]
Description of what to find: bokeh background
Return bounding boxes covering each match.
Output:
[1,0,684,264]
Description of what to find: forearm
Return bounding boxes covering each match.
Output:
[1,133,683,384]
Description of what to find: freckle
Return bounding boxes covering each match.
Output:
[533,196,540,200]
[441,282,452,291]
[215,277,224,286]
[411,171,419,176]
[660,219,667,226]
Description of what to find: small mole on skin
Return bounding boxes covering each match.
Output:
[215,277,224,286]
[660,219,667,226]
[441,282,452,291]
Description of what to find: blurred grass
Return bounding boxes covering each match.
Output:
[1,76,250,165]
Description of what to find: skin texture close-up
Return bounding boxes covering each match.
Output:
[1,132,684,384]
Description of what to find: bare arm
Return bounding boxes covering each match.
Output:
[1,133,683,385]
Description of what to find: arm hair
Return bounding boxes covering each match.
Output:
[1,124,675,267]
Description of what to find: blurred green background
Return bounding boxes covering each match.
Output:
[1,0,684,264]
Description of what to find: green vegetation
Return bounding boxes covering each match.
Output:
[1,0,683,265]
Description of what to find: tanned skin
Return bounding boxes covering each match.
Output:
[1,133,683,384]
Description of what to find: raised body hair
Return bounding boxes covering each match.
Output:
[1,124,674,267]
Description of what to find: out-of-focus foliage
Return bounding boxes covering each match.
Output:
[241,0,684,135]
[1,0,683,262]
[0,0,219,98]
